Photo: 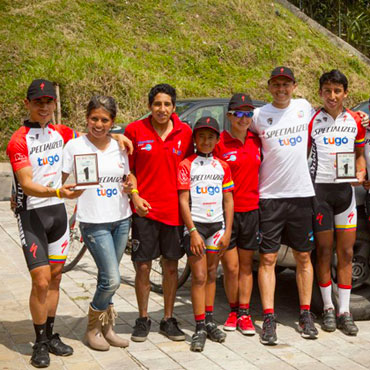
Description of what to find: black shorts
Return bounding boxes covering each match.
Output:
[131,214,184,261]
[259,197,314,254]
[313,183,356,233]
[228,210,260,251]
[183,221,224,257]
[17,203,69,271]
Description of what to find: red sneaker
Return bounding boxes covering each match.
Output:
[237,315,256,335]
[223,312,237,331]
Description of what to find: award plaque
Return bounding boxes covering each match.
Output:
[335,152,358,183]
[73,153,99,189]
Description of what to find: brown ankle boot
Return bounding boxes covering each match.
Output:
[85,305,110,351]
[102,304,129,348]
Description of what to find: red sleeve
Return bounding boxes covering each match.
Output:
[219,159,234,193]
[177,158,192,190]
[348,110,366,147]
[6,128,31,172]
[308,110,320,148]
[52,124,78,144]
[124,122,137,170]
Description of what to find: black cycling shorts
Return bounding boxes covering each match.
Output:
[17,203,69,271]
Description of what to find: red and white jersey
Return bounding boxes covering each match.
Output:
[125,113,194,226]
[7,121,77,212]
[177,153,234,223]
[214,130,261,212]
[251,99,315,198]
[364,129,370,177]
[309,109,365,183]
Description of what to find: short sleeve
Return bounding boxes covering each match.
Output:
[6,129,31,172]
[177,159,191,190]
[350,111,366,147]
[62,140,74,175]
[53,124,78,144]
[124,123,137,170]
[220,160,234,192]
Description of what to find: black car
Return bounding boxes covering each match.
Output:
[112,97,266,133]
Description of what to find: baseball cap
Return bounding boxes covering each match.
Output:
[27,79,57,100]
[268,66,295,83]
[228,93,255,111]
[193,116,220,136]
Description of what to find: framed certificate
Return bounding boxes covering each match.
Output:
[335,152,357,182]
[74,154,99,189]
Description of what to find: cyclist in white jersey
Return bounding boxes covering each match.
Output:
[309,70,366,336]
[250,67,318,344]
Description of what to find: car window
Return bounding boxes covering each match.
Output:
[352,101,369,115]
[183,105,225,130]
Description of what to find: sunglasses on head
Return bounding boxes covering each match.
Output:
[229,110,254,118]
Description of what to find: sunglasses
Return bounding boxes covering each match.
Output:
[229,110,254,118]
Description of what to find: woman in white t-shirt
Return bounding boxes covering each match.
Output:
[62,96,132,351]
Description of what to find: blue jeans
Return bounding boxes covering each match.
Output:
[80,217,131,311]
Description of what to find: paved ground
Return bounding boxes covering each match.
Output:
[1,200,370,370]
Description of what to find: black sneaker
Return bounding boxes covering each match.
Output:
[260,313,278,345]
[47,333,73,356]
[205,322,226,343]
[159,317,185,341]
[190,329,207,352]
[131,317,151,342]
[298,311,318,339]
[322,308,336,332]
[30,341,50,368]
[337,312,359,336]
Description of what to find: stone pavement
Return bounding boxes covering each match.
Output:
[1,201,370,370]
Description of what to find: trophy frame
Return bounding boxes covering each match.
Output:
[335,152,358,183]
[73,153,99,189]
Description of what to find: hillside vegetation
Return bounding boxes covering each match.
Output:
[1,0,370,156]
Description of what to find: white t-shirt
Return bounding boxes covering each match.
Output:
[63,136,132,223]
[251,99,315,199]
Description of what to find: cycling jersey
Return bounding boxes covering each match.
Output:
[7,121,77,212]
[309,109,365,183]
[62,136,132,223]
[214,130,261,212]
[177,152,234,223]
[124,114,194,226]
[251,99,315,198]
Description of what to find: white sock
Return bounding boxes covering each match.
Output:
[338,285,351,314]
[319,281,334,310]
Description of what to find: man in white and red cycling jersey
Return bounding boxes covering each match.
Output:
[309,70,366,336]
[6,79,82,368]
[251,67,318,344]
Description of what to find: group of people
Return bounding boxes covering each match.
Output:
[6,67,368,367]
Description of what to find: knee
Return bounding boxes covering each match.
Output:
[295,252,313,268]
[338,247,353,263]
[50,270,62,289]
[32,275,51,294]
[192,271,207,287]
[207,266,217,283]
[260,254,277,269]
[136,262,151,277]
[223,262,239,278]
[99,274,121,293]
[163,263,178,277]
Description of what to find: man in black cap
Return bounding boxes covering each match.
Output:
[250,67,318,344]
[178,117,234,351]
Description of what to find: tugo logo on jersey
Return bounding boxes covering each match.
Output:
[278,135,303,147]
[37,154,60,166]
[323,137,348,146]
[140,144,152,151]
[196,185,220,195]
[97,188,118,197]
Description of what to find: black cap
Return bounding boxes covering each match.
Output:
[193,116,220,136]
[269,66,295,83]
[27,79,56,100]
[228,93,255,111]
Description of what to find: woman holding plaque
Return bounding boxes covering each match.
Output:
[62,95,132,351]
[308,70,366,336]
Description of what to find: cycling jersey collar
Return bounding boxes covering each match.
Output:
[24,120,51,128]
[196,150,213,158]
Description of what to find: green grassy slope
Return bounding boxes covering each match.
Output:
[1,0,370,156]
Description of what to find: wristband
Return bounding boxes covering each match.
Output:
[131,189,139,195]
[56,188,62,199]
[189,227,197,234]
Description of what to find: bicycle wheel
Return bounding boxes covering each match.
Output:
[148,254,190,293]
[62,205,87,273]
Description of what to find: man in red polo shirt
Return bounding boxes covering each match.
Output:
[124,84,194,342]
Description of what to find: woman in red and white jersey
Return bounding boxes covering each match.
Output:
[213,93,261,336]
